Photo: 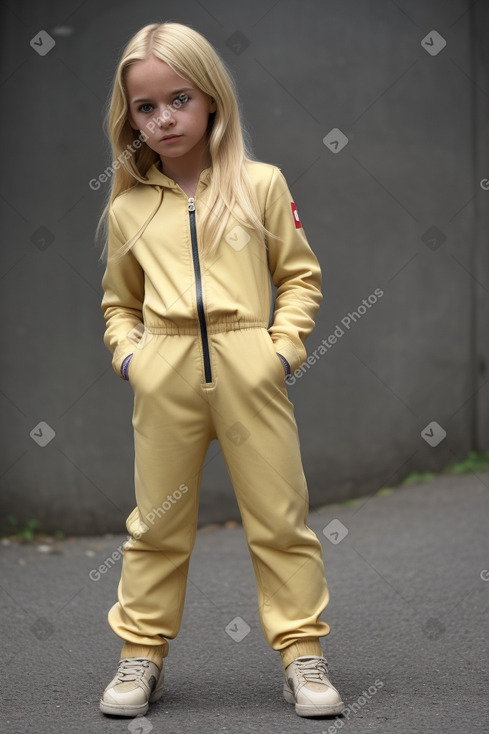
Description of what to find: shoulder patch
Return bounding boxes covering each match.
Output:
[291,202,302,228]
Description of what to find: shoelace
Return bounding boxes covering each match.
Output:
[295,657,330,684]
[115,658,151,683]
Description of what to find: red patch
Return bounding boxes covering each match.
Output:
[291,202,302,228]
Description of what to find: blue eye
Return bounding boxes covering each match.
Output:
[174,93,189,105]
[138,103,154,113]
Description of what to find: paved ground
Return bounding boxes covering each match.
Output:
[1,471,488,734]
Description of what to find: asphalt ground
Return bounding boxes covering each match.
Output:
[1,471,488,734]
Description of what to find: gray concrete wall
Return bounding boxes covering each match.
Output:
[0,0,487,535]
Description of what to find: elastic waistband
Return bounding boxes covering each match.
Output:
[145,320,268,336]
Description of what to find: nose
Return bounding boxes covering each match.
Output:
[157,104,175,128]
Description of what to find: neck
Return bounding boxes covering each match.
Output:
[159,138,211,196]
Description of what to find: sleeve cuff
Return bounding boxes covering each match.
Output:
[120,353,133,380]
[268,334,303,374]
[276,352,291,376]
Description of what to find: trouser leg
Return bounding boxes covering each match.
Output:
[107,333,214,659]
[208,328,330,667]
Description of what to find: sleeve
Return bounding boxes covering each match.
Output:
[100,206,145,378]
[264,166,323,374]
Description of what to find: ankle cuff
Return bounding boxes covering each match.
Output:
[120,642,167,669]
[280,639,323,669]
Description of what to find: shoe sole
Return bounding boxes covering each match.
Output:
[99,699,150,717]
[100,676,164,717]
[283,683,345,717]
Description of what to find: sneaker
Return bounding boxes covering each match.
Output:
[283,655,344,717]
[100,657,164,717]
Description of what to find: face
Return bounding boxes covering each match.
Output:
[126,55,217,167]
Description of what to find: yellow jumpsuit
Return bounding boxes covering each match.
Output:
[101,160,331,670]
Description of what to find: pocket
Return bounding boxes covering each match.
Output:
[127,351,138,382]
[127,327,153,385]
[262,330,286,383]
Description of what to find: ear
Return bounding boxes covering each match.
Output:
[209,96,217,114]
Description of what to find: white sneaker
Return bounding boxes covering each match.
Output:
[100,657,164,717]
[283,655,344,717]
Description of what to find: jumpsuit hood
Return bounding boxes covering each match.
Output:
[125,162,213,244]
[141,162,212,190]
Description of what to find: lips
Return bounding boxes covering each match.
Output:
[161,135,181,142]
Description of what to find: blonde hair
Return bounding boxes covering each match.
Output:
[97,21,276,258]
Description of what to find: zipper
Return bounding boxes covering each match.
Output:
[188,197,212,383]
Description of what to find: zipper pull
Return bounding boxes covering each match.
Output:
[188,197,195,212]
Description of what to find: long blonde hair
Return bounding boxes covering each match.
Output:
[98,21,276,259]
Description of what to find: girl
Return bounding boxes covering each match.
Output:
[98,21,344,720]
